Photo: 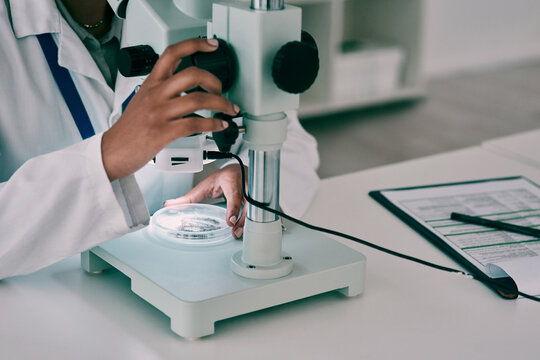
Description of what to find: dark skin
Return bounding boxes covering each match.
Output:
[60,0,112,38]
[60,1,248,237]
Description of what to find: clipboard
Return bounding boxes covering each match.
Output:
[368,176,540,299]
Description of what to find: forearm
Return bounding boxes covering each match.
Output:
[0,134,148,279]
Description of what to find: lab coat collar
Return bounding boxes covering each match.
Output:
[112,30,145,120]
[9,0,109,88]
[9,0,140,120]
[9,0,60,39]
[57,20,108,87]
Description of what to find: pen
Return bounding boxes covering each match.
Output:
[450,212,540,238]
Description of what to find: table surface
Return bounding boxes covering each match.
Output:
[483,128,540,168]
[2,146,540,360]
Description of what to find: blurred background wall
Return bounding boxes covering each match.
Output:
[423,0,540,77]
[299,0,540,178]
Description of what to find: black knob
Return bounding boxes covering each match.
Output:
[176,39,237,93]
[212,113,240,153]
[117,45,159,77]
[272,31,320,94]
[117,39,237,93]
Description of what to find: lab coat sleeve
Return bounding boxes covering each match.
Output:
[0,133,149,279]
[222,110,320,218]
[279,110,320,217]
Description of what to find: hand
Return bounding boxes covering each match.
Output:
[164,164,248,239]
[101,38,239,181]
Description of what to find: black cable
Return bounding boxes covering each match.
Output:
[205,151,540,302]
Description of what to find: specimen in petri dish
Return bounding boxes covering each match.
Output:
[149,204,233,246]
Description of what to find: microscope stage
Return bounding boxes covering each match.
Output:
[84,224,366,339]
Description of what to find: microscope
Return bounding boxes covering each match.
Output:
[82,0,366,339]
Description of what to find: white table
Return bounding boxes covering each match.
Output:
[483,128,540,168]
[2,146,540,360]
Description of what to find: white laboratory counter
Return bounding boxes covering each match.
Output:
[2,146,540,360]
[483,128,540,168]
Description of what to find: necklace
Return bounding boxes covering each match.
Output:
[82,18,105,30]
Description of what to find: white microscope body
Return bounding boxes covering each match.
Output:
[85,0,365,339]
[212,2,300,279]
[114,0,317,279]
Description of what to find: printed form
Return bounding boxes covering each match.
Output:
[380,177,540,296]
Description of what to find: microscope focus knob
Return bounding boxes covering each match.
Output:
[177,38,237,93]
[118,40,237,92]
[117,45,159,77]
[272,31,319,94]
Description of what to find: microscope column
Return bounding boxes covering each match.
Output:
[210,1,301,278]
[231,112,293,279]
[248,148,280,224]
[241,3,288,276]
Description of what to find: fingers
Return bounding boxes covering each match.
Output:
[164,164,249,240]
[164,183,212,207]
[222,179,244,238]
[163,196,191,207]
[160,67,223,98]
[163,91,238,120]
[146,38,219,85]
[232,203,247,239]
[165,116,227,142]
[224,187,243,229]
[161,92,238,139]
[219,165,248,239]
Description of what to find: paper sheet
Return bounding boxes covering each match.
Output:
[380,177,540,296]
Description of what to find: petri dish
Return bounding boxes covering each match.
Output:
[149,204,233,247]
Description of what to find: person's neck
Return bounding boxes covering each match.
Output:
[60,0,112,39]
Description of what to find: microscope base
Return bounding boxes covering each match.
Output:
[82,224,366,339]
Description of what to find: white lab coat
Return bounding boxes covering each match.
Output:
[0,0,320,279]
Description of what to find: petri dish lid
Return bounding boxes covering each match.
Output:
[149,204,232,247]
